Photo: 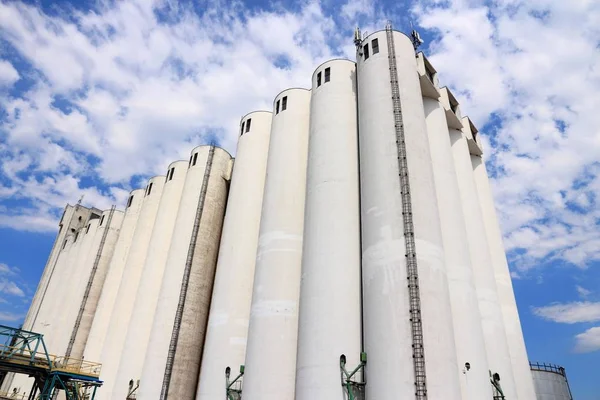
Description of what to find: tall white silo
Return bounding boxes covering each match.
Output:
[423,83,492,398]
[242,88,311,400]
[449,117,517,398]
[356,28,461,400]
[99,176,165,399]
[67,208,124,359]
[472,151,537,398]
[113,160,189,400]
[295,60,362,400]
[84,189,144,365]
[196,111,272,400]
[138,146,232,400]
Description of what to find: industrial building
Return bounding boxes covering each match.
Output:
[0,25,558,399]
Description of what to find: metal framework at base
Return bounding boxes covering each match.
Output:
[0,325,102,400]
[340,352,367,400]
[225,365,244,400]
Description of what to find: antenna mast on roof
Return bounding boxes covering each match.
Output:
[354,27,362,52]
[410,22,424,51]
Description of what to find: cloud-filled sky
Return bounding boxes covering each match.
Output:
[0,0,598,397]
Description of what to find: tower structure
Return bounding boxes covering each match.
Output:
[3,24,537,400]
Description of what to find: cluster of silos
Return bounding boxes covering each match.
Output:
[2,204,124,396]
[7,25,541,400]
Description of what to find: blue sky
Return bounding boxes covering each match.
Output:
[0,0,599,398]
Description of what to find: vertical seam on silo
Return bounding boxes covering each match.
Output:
[65,205,116,358]
[354,62,365,355]
[385,25,428,399]
[160,146,215,400]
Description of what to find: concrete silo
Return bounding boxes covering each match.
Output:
[242,88,311,400]
[356,27,461,400]
[114,160,189,400]
[84,189,144,365]
[449,115,517,398]
[530,362,573,400]
[472,152,538,399]
[423,82,492,399]
[66,208,124,360]
[197,111,272,400]
[138,146,232,400]
[99,176,165,399]
[295,60,362,400]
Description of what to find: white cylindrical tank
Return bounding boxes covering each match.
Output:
[449,125,517,398]
[99,176,165,399]
[196,111,272,400]
[472,153,538,399]
[295,60,362,400]
[84,190,144,364]
[356,30,461,400]
[114,160,189,400]
[68,209,124,359]
[242,88,311,400]
[138,146,232,400]
[530,363,573,400]
[423,97,492,398]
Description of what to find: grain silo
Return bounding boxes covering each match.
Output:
[242,88,311,400]
[295,59,362,400]
[196,111,272,400]
[530,362,573,400]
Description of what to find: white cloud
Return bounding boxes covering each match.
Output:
[0,263,19,276]
[0,311,24,323]
[575,327,600,353]
[413,0,600,270]
[532,301,600,324]
[0,60,19,86]
[0,279,25,297]
[576,285,592,299]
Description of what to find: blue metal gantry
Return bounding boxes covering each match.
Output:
[0,325,102,400]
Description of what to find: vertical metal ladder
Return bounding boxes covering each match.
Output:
[160,146,215,400]
[385,23,428,400]
[66,205,116,358]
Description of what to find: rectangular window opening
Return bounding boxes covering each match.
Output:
[189,155,193,166]
[193,152,198,166]
[127,195,133,208]
[241,121,245,135]
[324,67,330,83]
[99,215,105,226]
[246,118,251,133]
[86,224,90,234]
[276,100,280,114]
[74,232,79,243]
[169,168,175,181]
[425,64,435,84]
[364,43,369,60]
[317,71,322,87]
[372,38,379,54]
[63,240,67,250]
[147,182,153,196]
[282,96,287,111]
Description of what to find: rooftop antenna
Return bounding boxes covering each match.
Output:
[77,194,84,205]
[354,26,362,52]
[410,22,424,51]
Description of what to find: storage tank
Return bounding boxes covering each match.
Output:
[449,118,517,398]
[422,84,492,398]
[84,189,144,364]
[138,146,232,400]
[295,60,362,400]
[472,150,538,399]
[66,208,124,359]
[114,160,189,400]
[530,362,573,400]
[242,88,311,400]
[99,176,165,399]
[196,111,272,400]
[356,28,461,400]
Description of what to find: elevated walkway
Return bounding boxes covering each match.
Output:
[0,325,102,400]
